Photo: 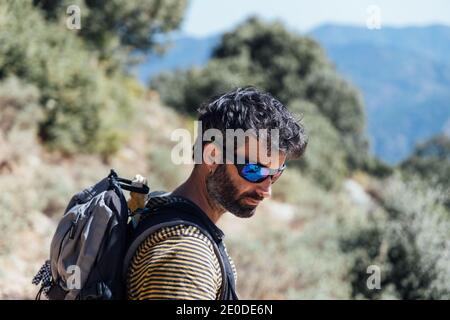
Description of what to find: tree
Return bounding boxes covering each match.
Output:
[33,0,188,55]
[0,1,131,156]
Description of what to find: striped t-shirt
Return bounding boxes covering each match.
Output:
[126,224,237,300]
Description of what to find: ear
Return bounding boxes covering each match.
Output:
[203,143,222,172]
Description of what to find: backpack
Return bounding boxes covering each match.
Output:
[32,169,238,300]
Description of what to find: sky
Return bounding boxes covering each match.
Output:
[180,0,450,37]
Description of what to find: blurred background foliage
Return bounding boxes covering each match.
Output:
[0,0,448,299]
[33,0,188,56]
[151,17,370,178]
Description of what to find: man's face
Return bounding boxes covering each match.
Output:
[206,136,287,218]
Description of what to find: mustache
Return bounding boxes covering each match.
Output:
[240,192,264,201]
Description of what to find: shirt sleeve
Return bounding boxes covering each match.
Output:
[127,225,220,300]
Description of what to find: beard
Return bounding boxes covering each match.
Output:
[206,164,262,218]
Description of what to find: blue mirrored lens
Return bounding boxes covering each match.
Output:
[241,163,265,182]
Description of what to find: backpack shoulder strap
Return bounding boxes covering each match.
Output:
[123,196,237,300]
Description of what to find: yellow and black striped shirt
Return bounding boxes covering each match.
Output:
[126,224,237,300]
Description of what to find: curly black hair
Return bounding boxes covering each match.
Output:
[195,86,308,160]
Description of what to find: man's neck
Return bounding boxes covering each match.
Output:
[171,170,226,224]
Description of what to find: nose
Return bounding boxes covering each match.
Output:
[256,178,272,199]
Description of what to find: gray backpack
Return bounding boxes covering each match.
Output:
[32,169,238,300]
[32,169,148,300]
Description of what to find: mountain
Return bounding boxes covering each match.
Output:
[136,24,450,164]
[134,34,220,84]
[310,24,450,164]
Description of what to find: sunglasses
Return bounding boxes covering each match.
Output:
[233,161,287,183]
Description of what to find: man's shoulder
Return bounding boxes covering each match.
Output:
[138,223,215,252]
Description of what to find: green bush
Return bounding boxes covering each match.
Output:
[151,56,260,115]
[0,76,41,134]
[0,1,134,156]
[288,100,348,189]
[33,0,188,56]
[341,174,450,299]
[0,76,42,168]
[400,134,450,207]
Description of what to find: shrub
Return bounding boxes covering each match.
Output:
[0,1,132,156]
[0,76,42,172]
[341,174,450,299]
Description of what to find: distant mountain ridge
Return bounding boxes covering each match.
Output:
[135,34,220,84]
[310,24,450,164]
[135,24,450,164]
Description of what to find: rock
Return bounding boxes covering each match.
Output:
[343,179,372,207]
